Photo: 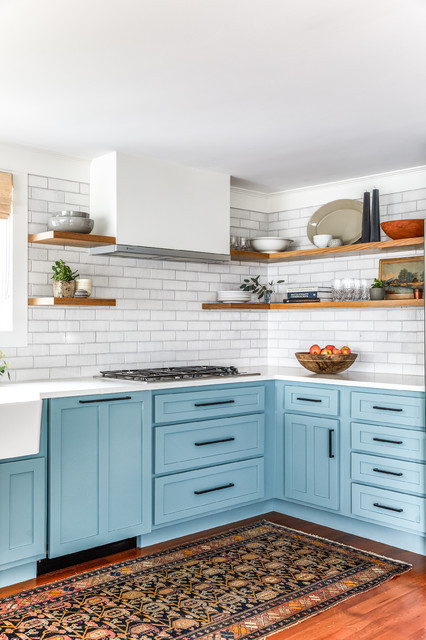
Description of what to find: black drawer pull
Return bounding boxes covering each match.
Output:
[328,429,335,459]
[372,437,403,445]
[373,502,403,513]
[194,400,235,407]
[296,397,322,403]
[194,482,234,495]
[372,468,403,477]
[79,396,131,404]
[372,405,403,412]
[194,437,235,447]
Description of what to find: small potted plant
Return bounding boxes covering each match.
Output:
[370,278,386,300]
[51,259,79,298]
[240,275,285,304]
[0,350,11,381]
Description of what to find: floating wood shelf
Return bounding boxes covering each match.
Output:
[231,237,424,263]
[202,299,424,310]
[28,297,116,307]
[28,231,116,248]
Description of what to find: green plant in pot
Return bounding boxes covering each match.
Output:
[240,275,285,304]
[370,278,385,301]
[0,350,11,380]
[51,259,79,298]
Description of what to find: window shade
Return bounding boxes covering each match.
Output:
[0,172,13,220]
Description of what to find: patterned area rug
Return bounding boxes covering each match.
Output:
[0,521,410,640]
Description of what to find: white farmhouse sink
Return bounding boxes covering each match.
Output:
[0,392,42,460]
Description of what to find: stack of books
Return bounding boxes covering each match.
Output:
[284,286,332,303]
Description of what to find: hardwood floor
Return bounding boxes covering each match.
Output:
[1,512,425,639]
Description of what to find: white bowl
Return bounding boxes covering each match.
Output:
[250,237,293,252]
[313,234,332,248]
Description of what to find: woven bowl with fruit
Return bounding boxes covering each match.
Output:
[295,345,358,374]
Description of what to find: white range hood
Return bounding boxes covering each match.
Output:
[89,152,230,262]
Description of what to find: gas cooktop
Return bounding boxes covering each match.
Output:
[98,365,259,382]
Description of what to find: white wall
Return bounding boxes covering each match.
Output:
[1,143,424,380]
[266,187,425,376]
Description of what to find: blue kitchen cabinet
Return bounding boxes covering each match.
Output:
[48,392,151,557]
[283,413,340,510]
[0,457,45,569]
[152,383,267,526]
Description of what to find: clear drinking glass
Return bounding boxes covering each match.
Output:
[239,237,250,250]
[331,279,341,302]
[230,235,239,249]
[361,279,369,301]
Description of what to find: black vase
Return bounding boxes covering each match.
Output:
[361,191,370,243]
[370,189,381,242]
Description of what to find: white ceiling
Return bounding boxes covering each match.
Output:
[1,0,425,192]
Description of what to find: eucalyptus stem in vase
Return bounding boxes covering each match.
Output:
[240,275,285,303]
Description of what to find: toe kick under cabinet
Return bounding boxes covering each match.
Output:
[152,384,266,525]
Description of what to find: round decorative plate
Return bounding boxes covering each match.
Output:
[307,199,363,245]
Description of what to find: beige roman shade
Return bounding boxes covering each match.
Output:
[0,172,13,220]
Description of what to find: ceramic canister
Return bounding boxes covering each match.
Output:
[76,278,92,296]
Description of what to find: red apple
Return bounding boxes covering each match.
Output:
[325,344,335,351]
[309,344,321,354]
[341,346,351,355]
[332,348,341,354]
[320,348,332,355]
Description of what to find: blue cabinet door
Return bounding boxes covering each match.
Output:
[49,393,151,557]
[284,414,339,510]
[0,458,45,566]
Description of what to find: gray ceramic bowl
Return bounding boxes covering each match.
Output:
[48,216,94,233]
[57,210,90,218]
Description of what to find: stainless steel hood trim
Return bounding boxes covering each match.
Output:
[90,244,230,263]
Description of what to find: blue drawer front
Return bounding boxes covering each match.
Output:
[351,452,425,495]
[154,458,264,524]
[154,386,265,424]
[351,423,426,462]
[285,385,339,416]
[351,483,425,533]
[155,414,264,474]
[351,392,425,429]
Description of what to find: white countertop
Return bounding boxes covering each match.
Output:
[0,367,423,403]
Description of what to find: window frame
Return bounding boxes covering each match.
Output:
[0,171,28,347]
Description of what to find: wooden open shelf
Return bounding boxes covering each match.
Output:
[231,237,424,263]
[202,299,424,310]
[28,231,116,248]
[28,297,116,307]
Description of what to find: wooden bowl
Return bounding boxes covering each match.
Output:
[380,219,424,240]
[295,352,358,374]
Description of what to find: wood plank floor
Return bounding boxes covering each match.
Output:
[1,512,425,639]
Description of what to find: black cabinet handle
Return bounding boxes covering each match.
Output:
[79,396,131,404]
[194,482,234,495]
[194,400,235,407]
[372,437,403,445]
[372,468,403,477]
[372,405,403,412]
[194,437,235,447]
[296,397,322,403]
[373,503,403,513]
[328,429,335,458]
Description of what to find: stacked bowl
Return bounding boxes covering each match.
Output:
[48,210,94,234]
[217,290,252,303]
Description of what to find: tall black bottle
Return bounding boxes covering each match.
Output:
[370,188,381,242]
[361,191,370,243]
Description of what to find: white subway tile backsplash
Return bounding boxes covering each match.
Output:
[4,175,420,379]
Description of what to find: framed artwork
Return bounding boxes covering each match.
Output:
[378,256,424,293]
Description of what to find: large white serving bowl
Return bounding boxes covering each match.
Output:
[250,237,293,252]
